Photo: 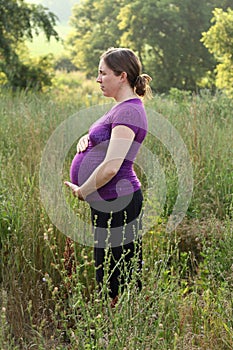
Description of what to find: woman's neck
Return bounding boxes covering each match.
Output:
[116,96,139,104]
[115,92,139,103]
[114,84,139,103]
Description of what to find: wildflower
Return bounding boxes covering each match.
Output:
[42,273,49,282]
[52,287,59,295]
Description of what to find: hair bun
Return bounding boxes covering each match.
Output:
[135,74,152,98]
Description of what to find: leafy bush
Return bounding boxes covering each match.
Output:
[54,56,78,72]
[2,54,55,91]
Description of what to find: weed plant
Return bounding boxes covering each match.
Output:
[0,82,232,349]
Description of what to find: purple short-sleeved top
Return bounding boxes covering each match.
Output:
[70,98,148,202]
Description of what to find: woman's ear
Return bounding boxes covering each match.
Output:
[120,71,128,82]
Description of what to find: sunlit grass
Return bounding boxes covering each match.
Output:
[26,24,71,57]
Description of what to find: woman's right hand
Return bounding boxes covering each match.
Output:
[76,134,89,153]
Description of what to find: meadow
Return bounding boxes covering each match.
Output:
[26,24,71,57]
[0,72,233,349]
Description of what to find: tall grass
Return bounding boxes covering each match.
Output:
[147,89,233,219]
[0,80,232,349]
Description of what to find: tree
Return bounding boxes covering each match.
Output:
[0,0,59,90]
[68,0,123,77]
[68,0,232,93]
[118,0,218,92]
[202,8,233,97]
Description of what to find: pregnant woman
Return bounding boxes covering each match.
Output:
[65,47,152,308]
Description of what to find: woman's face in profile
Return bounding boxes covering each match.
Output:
[96,59,123,99]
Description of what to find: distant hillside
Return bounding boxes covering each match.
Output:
[27,24,71,57]
[26,0,80,57]
[27,0,80,24]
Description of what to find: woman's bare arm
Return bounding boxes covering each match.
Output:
[65,125,135,199]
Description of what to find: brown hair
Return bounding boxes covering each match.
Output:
[101,47,152,98]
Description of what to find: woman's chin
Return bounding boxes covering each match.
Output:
[102,92,114,99]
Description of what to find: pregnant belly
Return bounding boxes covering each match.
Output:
[70,152,85,186]
[70,147,105,186]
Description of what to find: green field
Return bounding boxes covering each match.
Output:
[0,78,233,349]
[26,24,71,57]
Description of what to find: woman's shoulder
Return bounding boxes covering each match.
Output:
[112,98,145,115]
[109,99,147,130]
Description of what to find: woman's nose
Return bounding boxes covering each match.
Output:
[96,75,101,83]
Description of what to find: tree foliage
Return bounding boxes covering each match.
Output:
[0,0,59,90]
[68,0,123,77]
[118,0,217,92]
[202,8,233,97]
[68,0,233,93]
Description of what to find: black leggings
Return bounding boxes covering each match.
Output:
[90,189,143,299]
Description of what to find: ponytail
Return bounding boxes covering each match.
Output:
[135,74,153,99]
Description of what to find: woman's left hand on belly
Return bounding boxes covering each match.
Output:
[76,134,89,153]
